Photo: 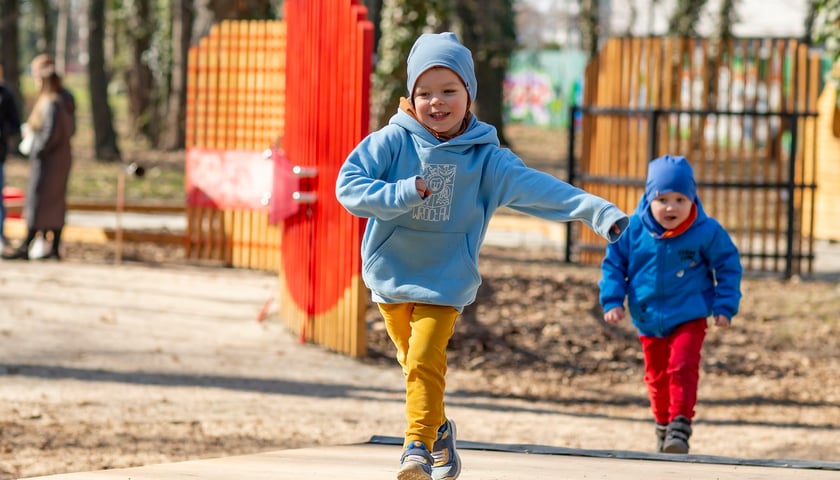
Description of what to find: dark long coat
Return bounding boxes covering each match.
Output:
[23,95,73,230]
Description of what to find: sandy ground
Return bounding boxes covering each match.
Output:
[1,248,840,479]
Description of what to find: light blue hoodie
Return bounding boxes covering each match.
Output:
[336,108,628,310]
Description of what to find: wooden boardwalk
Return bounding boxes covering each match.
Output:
[23,438,840,479]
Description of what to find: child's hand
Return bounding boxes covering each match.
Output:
[415,177,432,199]
[604,307,625,324]
[713,314,731,327]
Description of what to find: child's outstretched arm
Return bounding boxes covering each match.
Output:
[492,158,629,243]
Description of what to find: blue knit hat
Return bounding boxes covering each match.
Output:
[406,32,477,101]
[645,155,696,202]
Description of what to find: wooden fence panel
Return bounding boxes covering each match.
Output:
[185,20,286,271]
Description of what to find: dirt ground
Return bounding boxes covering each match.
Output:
[1,240,839,479]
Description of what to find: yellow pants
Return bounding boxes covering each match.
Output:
[378,302,459,451]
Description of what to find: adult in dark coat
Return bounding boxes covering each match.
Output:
[3,64,73,260]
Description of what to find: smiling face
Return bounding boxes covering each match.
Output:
[412,67,469,137]
[650,191,693,230]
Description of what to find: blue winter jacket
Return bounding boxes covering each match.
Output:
[599,196,742,337]
[336,109,629,310]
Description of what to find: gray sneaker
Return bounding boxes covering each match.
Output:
[399,441,434,480]
[431,419,461,480]
[655,423,667,452]
[662,415,692,454]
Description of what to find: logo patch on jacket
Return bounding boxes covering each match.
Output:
[678,249,698,263]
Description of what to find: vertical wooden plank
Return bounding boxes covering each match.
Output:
[772,39,792,272]
[743,39,760,272]
[217,21,232,149]
[802,49,819,274]
[186,47,199,148]
[794,42,815,275]
[694,38,710,219]
[731,39,747,259]
[664,37,680,160]
[351,6,373,356]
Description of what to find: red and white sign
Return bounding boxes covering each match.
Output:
[186,148,273,210]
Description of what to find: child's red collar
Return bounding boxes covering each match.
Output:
[660,203,697,239]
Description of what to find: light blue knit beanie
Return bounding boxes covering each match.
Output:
[406,32,477,101]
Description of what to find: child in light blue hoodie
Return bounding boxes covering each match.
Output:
[599,155,742,455]
[336,32,628,480]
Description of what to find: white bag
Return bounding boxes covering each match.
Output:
[18,123,33,155]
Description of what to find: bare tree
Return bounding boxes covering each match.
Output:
[362,0,383,46]
[192,0,273,43]
[54,0,70,75]
[803,0,820,44]
[813,0,840,94]
[125,0,157,143]
[454,0,516,146]
[88,0,121,161]
[31,0,54,54]
[371,0,451,129]
[668,0,708,36]
[578,0,600,60]
[0,0,21,99]
[162,0,192,150]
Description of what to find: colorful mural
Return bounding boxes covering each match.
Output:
[503,49,587,127]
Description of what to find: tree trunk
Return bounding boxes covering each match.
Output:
[578,0,600,61]
[54,0,70,75]
[371,0,451,129]
[88,0,121,161]
[162,0,192,150]
[209,0,272,19]
[802,0,818,45]
[125,0,157,143]
[32,0,53,54]
[454,0,515,146]
[0,0,21,100]
[191,0,215,45]
[667,0,707,36]
[361,0,383,46]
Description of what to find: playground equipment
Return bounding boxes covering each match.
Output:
[185,1,373,357]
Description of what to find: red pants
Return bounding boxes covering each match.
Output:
[639,318,707,425]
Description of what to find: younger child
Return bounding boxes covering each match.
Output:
[336,32,628,480]
[599,154,742,454]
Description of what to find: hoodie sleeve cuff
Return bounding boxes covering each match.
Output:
[596,206,630,243]
[398,176,425,209]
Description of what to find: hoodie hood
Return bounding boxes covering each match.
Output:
[388,107,498,150]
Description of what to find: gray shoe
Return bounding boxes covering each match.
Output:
[655,423,667,452]
[399,441,434,480]
[662,415,692,454]
[431,419,461,480]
